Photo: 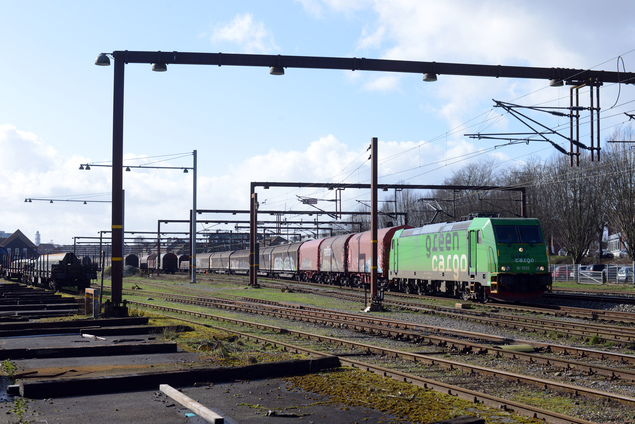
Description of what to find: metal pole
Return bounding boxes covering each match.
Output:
[191,150,197,283]
[157,221,161,271]
[370,137,380,310]
[249,184,258,287]
[590,82,595,161]
[596,84,601,161]
[110,52,125,306]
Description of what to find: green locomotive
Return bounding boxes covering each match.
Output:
[388,217,552,302]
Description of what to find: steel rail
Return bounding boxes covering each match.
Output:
[546,292,635,305]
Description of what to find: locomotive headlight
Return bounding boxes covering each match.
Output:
[501,266,509,271]
[536,266,545,271]
[518,247,524,253]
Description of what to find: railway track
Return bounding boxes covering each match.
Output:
[131,289,635,377]
[110,277,635,423]
[129,299,602,424]
[251,280,635,346]
[118,276,635,348]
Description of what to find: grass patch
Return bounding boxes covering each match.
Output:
[1,360,17,382]
[286,368,541,424]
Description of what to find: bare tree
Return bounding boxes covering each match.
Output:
[604,127,635,257]
[500,158,557,252]
[432,158,503,219]
[546,155,605,263]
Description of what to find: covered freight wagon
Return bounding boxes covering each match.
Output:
[298,238,324,282]
[160,253,178,274]
[31,252,96,292]
[347,225,411,287]
[319,233,353,284]
[259,242,303,278]
[229,249,250,274]
[178,254,190,272]
[211,251,233,273]
[125,254,139,268]
[196,252,213,273]
[139,253,157,270]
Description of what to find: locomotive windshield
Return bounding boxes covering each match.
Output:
[494,225,543,244]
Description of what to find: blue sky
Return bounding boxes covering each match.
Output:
[1,0,634,245]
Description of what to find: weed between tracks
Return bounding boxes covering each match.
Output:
[149,315,306,367]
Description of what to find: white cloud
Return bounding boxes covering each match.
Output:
[296,0,372,18]
[357,25,386,50]
[210,13,279,54]
[0,124,58,173]
[362,74,401,92]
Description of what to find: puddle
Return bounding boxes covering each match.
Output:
[0,376,14,402]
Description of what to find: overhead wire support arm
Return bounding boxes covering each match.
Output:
[468,99,592,156]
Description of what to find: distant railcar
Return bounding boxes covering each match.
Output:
[178,254,190,272]
[0,247,8,277]
[30,252,97,292]
[259,242,303,279]
[210,251,233,273]
[139,253,157,270]
[229,250,250,275]
[125,254,139,268]
[160,253,178,274]
[196,252,213,273]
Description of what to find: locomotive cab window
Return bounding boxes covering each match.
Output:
[518,225,543,243]
[494,225,543,244]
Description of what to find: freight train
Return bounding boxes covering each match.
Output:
[194,217,552,302]
[1,252,98,292]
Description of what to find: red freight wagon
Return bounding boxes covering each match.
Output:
[298,238,324,282]
[319,233,354,284]
[347,225,411,287]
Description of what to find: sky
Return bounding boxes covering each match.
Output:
[1,0,634,246]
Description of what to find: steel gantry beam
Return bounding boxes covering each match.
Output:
[99,49,633,313]
[105,51,635,85]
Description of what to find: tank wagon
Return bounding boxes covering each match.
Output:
[389,217,551,302]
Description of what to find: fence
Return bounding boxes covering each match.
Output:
[550,264,632,284]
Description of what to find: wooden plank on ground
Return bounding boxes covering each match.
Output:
[160,384,224,424]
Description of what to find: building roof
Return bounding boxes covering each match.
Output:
[0,229,36,249]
